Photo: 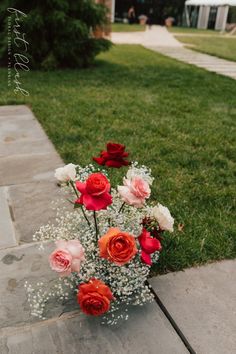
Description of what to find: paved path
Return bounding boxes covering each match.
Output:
[146,46,236,80]
[112,26,236,80]
[0,106,63,245]
[1,105,236,353]
[150,260,236,354]
[111,25,182,47]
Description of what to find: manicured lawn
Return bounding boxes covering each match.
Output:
[112,23,145,32]
[176,36,236,62]
[0,45,235,274]
[168,26,219,35]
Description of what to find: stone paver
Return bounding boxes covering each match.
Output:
[0,105,32,116]
[0,105,64,247]
[0,303,188,354]
[0,187,16,248]
[0,112,57,158]
[150,260,236,354]
[0,243,78,329]
[111,26,236,80]
[0,153,62,186]
[144,46,236,80]
[8,182,65,243]
[0,242,188,354]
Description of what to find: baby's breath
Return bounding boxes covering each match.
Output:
[27,163,160,325]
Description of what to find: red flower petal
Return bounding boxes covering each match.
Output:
[75,196,83,204]
[139,234,161,253]
[82,193,112,211]
[141,251,152,265]
[105,160,124,168]
[138,228,162,265]
[75,181,87,194]
[93,143,130,168]
[92,157,105,165]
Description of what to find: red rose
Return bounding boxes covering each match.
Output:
[77,278,114,316]
[75,173,112,211]
[138,228,162,266]
[93,142,130,168]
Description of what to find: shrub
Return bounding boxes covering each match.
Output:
[0,0,112,69]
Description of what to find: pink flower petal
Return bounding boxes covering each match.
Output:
[59,269,72,277]
[71,258,81,273]
[118,186,144,208]
[55,240,68,249]
[66,240,84,259]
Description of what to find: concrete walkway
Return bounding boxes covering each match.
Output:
[0,106,236,354]
[111,25,183,47]
[111,26,236,80]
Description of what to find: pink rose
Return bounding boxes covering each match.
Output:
[118,176,151,208]
[49,240,85,276]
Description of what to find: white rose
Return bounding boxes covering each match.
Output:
[54,163,77,182]
[151,203,174,232]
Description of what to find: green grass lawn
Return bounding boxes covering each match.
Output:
[0,45,235,274]
[112,23,146,32]
[176,36,236,62]
[168,26,219,35]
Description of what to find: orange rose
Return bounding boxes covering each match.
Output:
[77,278,114,316]
[99,227,138,266]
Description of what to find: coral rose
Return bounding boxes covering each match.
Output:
[138,228,162,266]
[77,278,114,316]
[99,227,138,266]
[93,142,130,168]
[118,176,151,208]
[75,173,112,211]
[49,240,85,276]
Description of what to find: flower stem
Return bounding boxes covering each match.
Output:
[93,211,99,241]
[70,181,90,227]
[81,206,91,227]
[70,180,79,198]
[118,202,125,213]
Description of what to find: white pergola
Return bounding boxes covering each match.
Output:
[186,0,236,5]
[185,0,236,29]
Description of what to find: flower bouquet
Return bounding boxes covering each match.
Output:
[26,142,174,325]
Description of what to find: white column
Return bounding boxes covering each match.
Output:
[111,0,115,23]
[197,6,210,29]
[185,5,191,27]
[215,6,229,30]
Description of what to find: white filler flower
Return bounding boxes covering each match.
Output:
[151,203,174,232]
[55,163,77,182]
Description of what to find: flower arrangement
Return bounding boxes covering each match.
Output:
[26,142,174,325]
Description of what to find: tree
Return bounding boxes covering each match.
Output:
[0,0,112,69]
